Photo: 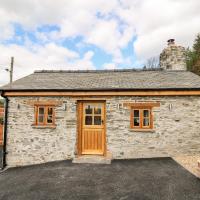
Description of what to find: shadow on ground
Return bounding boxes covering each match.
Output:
[0,158,200,200]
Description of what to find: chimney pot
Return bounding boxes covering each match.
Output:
[167,39,175,46]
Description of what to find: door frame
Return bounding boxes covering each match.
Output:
[76,100,107,156]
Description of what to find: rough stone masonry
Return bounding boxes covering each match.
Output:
[160,39,187,71]
[6,96,200,167]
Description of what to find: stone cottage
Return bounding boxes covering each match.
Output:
[1,39,200,167]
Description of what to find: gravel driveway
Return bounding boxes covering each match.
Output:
[0,158,200,200]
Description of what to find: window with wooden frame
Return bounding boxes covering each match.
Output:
[130,107,153,130]
[34,105,55,126]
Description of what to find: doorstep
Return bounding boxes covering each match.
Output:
[73,152,112,164]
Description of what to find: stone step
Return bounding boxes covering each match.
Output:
[73,155,112,164]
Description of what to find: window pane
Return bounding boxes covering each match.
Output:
[134,117,140,126]
[47,108,53,124]
[134,110,139,117]
[94,116,101,125]
[94,106,101,114]
[38,115,44,123]
[143,118,150,126]
[39,107,44,114]
[37,107,44,124]
[47,115,53,124]
[48,107,53,115]
[85,105,92,114]
[85,116,92,125]
[143,110,149,117]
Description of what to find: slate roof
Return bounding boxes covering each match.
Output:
[1,69,200,91]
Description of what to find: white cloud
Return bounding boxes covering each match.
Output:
[0,43,95,86]
[0,0,200,83]
[85,19,135,63]
[0,0,134,61]
[118,0,200,62]
[86,20,118,52]
[0,9,15,40]
[71,51,95,70]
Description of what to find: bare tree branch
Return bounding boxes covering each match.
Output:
[145,56,160,69]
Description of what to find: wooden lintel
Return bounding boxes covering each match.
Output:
[27,100,63,106]
[75,98,108,101]
[123,102,160,108]
[3,90,200,97]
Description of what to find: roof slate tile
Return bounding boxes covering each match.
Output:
[1,69,200,90]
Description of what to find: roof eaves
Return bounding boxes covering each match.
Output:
[2,87,200,92]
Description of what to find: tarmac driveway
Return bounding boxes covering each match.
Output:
[0,158,200,200]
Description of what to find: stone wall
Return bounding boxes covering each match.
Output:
[6,97,77,166]
[6,96,200,167]
[106,96,200,158]
[160,41,186,71]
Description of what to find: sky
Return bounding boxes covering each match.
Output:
[0,0,200,86]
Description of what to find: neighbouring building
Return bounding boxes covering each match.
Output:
[1,39,200,167]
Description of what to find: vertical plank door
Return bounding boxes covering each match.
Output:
[81,102,105,155]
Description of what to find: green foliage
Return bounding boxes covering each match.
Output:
[0,99,4,106]
[187,33,200,75]
[193,34,200,57]
[0,99,4,124]
[186,48,198,71]
[0,117,3,125]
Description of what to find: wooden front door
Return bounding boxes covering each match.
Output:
[79,102,105,155]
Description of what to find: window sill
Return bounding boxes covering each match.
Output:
[129,129,155,133]
[31,125,56,129]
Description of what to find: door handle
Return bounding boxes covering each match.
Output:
[101,120,104,124]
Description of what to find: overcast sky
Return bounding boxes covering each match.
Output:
[0,0,200,86]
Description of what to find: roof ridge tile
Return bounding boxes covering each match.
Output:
[34,68,163,73]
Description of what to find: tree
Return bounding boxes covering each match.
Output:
[187,33,200,75]
[145,56,160,69]
[193,34,200,57]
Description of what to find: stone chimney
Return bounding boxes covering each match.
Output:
[159,39,186,70]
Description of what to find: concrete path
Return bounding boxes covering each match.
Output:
[0,158,200,200]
